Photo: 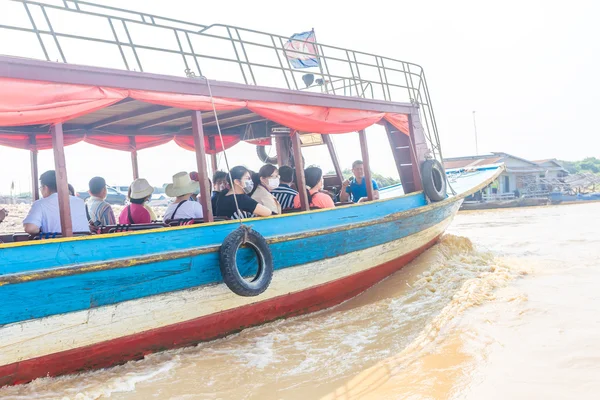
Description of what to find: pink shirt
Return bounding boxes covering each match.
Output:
[118,203,151,224]
[293,191,335,209]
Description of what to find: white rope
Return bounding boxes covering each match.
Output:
[201,76,244,223]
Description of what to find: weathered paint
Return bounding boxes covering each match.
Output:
[0,199,459,326]
[0,220,447,387]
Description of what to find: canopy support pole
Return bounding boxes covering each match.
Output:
[129,137,139,180]
[358,129,374,201]
[208,136,218,174]
[51,123,73,237]
[291,131,309,211]
[274,134,291,167]
[192,111,214,222]
[323,134,343,184]
[384,121,417,193]
[29,135,39,201]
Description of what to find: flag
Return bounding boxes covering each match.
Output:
[284,30,319,69]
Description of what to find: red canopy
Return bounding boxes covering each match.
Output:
[0,78,410,152]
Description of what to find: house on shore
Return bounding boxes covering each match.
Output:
[444,152,568,199]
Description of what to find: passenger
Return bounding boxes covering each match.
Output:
[68,184,75,197]
[86,176,116,226]
[127,184,157,221]
[250,164,282,214]
[163,171,204,221]
[0,208,7,224]
[215,166,273,219]
[340,160,380,203]
[272,166,298,210]
[23,170,90,234]
[293,167,335,209]
[212,170,229,211]
[119,178,154,224]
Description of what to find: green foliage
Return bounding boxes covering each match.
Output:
[559,157,600,174]
[326,168,400,188]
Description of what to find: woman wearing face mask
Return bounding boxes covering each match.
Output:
[249,164,282,215]
[215,166,273,219]
[293,166,335,209]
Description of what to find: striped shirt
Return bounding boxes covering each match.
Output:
[86,196,116,226]
[272,183,298,210]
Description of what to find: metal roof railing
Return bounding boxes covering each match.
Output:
[0,0,443,161]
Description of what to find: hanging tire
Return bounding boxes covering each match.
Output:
[421,159,447,202]
[219,226,274,297]
[256,145,278,164]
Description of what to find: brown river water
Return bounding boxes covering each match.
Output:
[1,202,599,399]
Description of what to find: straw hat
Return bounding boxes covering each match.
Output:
[165,171,199,197]
[130,178,154,200]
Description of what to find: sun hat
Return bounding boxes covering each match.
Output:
[165,171,199,197]
[129,178,154,200]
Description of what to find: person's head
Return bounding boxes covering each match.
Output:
[304,167,324,191]
[88,176,107,199]
[39,170,58,198]
[212,170,229,191]
[279,166,294,185]
[352,160,365,179]
[68,184,75,197]
[166,171,199,199]
[129,178,154,204]
[256,164,279,192]
[227,166,253,194]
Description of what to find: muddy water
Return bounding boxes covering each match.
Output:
[1,202,599,400]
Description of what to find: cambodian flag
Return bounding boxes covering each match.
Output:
[284,30,319,69]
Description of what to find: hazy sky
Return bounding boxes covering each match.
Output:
[0,0,598,194]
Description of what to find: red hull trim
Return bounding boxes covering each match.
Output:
[0,235,440,387]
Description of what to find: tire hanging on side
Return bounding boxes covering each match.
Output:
[219,225,274,296]
[256,146,278,165]
[421,159,447,202]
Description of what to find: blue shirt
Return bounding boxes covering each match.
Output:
[345,178,379,202]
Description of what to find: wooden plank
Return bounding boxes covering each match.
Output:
[129,136,139,180]
[191,111,214,222]
[51,123,73,237]
[323,134,343,183]
[384,121,416,193]
[291,131,309,211]
[408,110,426,191]
[358,129,374,201]
[274,134,291,167]
[29,135,39,201]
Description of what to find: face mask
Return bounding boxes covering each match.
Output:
[268,178,280,189]
[242,180,254,194]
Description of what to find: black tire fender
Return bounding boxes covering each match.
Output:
[219,226,274,296]
[256,145,278,164]
[421,159,447,202]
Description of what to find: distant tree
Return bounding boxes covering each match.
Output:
[559,157,600,175]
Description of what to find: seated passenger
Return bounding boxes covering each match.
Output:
[340,160,380,203]
[23,170,90,235]
[250,164,282,214]
[119,179,154,224]
[212,170,229,211]
[68,184,75,197]
[272,166,298,210]
[127,184,157,221]
[86,176,116,226]
[163,171,204,221]
[293,167,335,209]
[0,208,7,224]
[215,166,273,219]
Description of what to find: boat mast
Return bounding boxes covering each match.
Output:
[51,123,73,237]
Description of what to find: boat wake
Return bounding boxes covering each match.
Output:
[0,235,526,400]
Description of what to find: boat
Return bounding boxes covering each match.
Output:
[0,0,501,387]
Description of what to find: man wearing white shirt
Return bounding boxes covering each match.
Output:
[23,170,90,235]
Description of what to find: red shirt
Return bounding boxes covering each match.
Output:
[118,203,151,224]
